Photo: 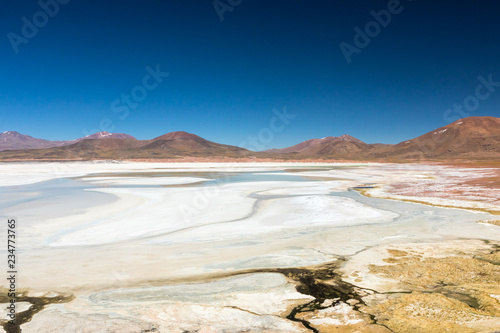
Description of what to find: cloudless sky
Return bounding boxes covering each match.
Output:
[1,0,500,149]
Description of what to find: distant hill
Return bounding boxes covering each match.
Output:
[0,131,75,151]
[82,131,136,140]
[267,135,366,153]
[263,116,500,160]
[1,117,499,161]
[364,116,500,160]
[139,131,248,157]
[0,131,250,160]
[266,134,384,158]
[0,131,136,152]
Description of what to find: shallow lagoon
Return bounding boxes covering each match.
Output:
[1,162,499,332]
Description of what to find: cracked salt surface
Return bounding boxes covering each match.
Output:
[1,162,499,332]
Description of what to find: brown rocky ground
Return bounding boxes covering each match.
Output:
[362,243,500,333]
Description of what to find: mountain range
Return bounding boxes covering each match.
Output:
[0,130,249,160]
[1,116,499,161]
[0,131,135,151]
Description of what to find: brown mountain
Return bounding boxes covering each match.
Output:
[82,131,136,140]
[139,131,248,157]
[1,117,499,161]
[265,116,500,160]
[365,116,500,160]
[0,131,136,152]
[0,131,250,160]
[266,134,376,157]
[0,131,75,151]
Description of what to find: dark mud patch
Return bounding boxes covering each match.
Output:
[220,260,390,332]
[0,290,74,333]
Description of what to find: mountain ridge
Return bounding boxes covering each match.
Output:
[1,116,499,160]
[0,131,136,152]
[0,130,250,160]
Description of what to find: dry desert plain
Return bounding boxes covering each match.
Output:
[1,161,500,333]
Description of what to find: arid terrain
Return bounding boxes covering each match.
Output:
[3,0,499,331]
[1,111,499,333]
[0,161,499,332]
[1,116,499,161]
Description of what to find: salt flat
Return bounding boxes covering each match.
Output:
[1,162,499,332]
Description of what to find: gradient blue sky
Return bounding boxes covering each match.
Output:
[1,0,500,149]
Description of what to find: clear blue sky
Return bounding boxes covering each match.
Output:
[1,0,500,149]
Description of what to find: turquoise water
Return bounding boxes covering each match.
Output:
[200,171,309,185]
[0,170,308,214]
[1,169,490,237]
